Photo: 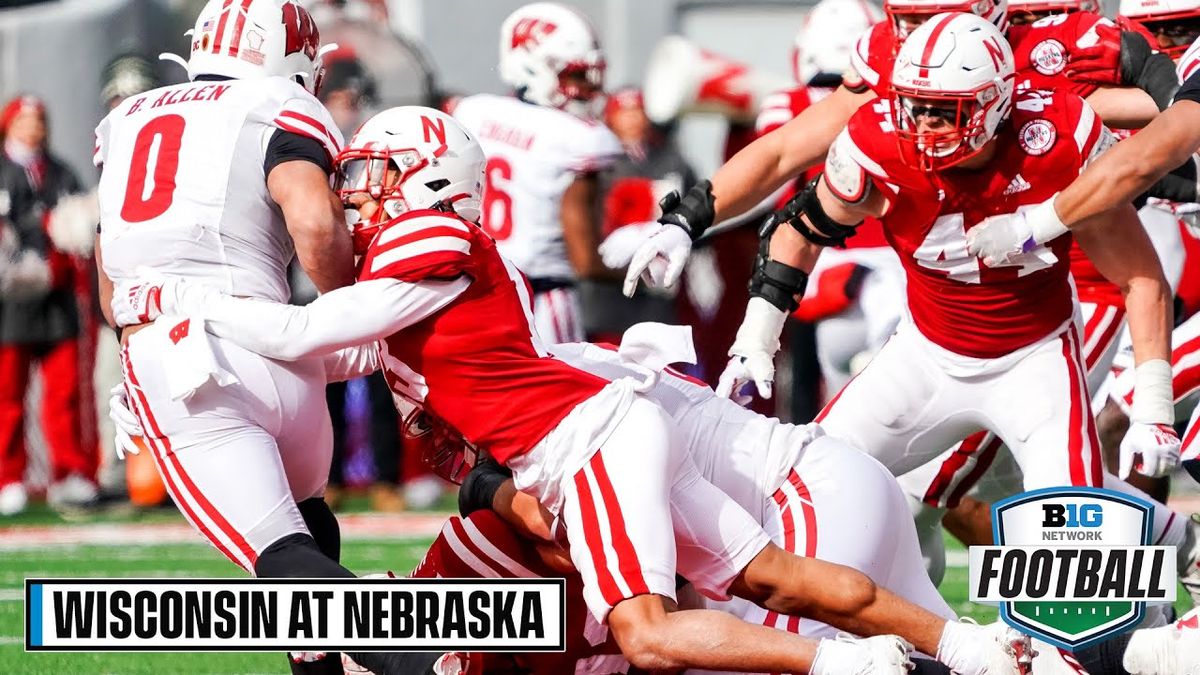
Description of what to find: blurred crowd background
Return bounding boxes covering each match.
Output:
[0,0,908,517]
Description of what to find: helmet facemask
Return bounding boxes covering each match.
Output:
[892,80,1005,170]
[886,0,1007,37]
[554,56,606,118]
[334,146,429,254]
[404,408,479,486]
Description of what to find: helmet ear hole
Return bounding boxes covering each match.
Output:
[425,179,451,192]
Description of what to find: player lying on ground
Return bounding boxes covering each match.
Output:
[109,106,1033,675]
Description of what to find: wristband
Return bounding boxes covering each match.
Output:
[729,296,788,358]
[1023,196,1069,251]
[1131,358,1174,425]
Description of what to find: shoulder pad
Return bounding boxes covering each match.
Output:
[360,211,476,283]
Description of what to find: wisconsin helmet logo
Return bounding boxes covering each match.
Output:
[1019,119,1057,156]
[1031,39,1067,75]
[969,487,1176,650]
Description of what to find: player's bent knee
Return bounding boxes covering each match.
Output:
[254,532,355,579]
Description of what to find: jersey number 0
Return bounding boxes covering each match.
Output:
[121,114,185,223]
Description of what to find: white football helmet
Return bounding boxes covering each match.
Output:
[884,0,1009,38]
[1120,0,1200,57]
[333,107,486,253]
[793,0,885,85]
[1007,0,1097,26]
[179,0,331,94]
[891,12,1015,169]
[499,2,605,117]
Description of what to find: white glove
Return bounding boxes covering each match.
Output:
[598,221,659,270]
[715,297,787,404]
[0,250,52,301]
[716,352,775,405]
[111,270,174,327]
[1119,422,1181,479]
[966,199,1068,267]
[811,635,914,675]
[622,223,692,297]
[108,383,144,460]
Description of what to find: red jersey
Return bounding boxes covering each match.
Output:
[829,90,1111,358]
[1008,11,1117,98]
[411,512,629,675]
[358,210,608,464]
[756,86,889,248]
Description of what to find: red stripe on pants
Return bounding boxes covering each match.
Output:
[573,460,625,606]
[121,347,257,570]
[589,453,650,596]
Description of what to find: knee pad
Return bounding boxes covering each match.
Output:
[254,533,354,579]
[298,497,341,563]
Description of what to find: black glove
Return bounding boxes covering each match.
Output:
[659,180,717,241]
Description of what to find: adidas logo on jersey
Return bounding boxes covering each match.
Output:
[1003,174,1031,196]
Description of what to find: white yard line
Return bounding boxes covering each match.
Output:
[0,512,448,551]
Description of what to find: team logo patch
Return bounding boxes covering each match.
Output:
[1031,39,1067,76]
[969,488,1176,650]
[1019,119,1057,156]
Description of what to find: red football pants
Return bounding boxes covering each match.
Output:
[0,340,92,487]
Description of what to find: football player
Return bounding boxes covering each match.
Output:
[711,12,1198,603]
[452,2,621,344]
[111,106,1035,674]
[94,2,439,674]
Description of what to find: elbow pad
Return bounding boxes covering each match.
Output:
[751,214,810,313]
[773,176,863,248]
[658,180,717,242]
[1121,33,1181,111]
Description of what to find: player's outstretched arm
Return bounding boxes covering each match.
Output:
[1076,204,1181,477]
[710,86,870,222]
[561,173,619,281]
[269,160,355,293]
[717,174,885,401]
[622,86,871,295]
[113,276,470,361]
[1084,86,1159,129]
[968,100,1200,264]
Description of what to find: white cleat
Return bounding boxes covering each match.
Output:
[0,482,27,516]
[1123,607,1200,674]
[811,634,914,675]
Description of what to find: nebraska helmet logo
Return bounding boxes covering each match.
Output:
[1030,39,1066,76]
[1019,119,1057,155]
[281,2,319,60]
[510,18,558,50]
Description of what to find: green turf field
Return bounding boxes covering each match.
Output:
[1,505,1192,674]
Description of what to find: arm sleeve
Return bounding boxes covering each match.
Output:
[1174,69,1200,105]
[323,344,382,383]
[264,129,333,176]
[174,277,471,360]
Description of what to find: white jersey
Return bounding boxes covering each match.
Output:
[95,77,342,303]
[453,94,621,280]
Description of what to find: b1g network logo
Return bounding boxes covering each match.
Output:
[968,487,1176,650]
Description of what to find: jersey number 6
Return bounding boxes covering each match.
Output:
[481,157,514,241]
[121,114,185,223]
